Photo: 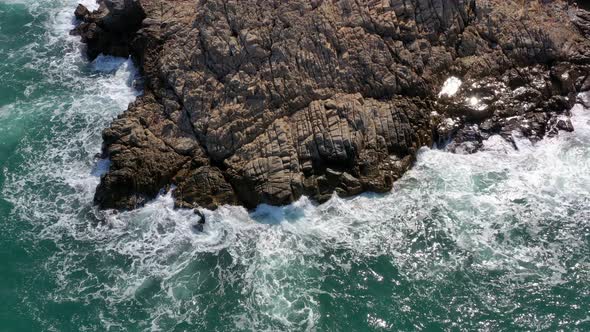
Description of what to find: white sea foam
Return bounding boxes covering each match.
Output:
[20,97,588,329]
[2,1,590,329]
[6,85,590,329]
[115,101,590,327]
[2,0,140,228]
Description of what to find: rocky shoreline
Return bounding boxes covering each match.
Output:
[72,0,590,211]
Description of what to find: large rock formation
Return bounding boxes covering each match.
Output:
[73,0,590,210]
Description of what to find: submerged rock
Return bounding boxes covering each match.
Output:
[191,209,206,232]
[73,0,590,210]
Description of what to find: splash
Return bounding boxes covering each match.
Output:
[13,99,588,330]
[1,0,589,330]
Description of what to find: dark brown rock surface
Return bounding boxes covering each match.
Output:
[73,0,590,210]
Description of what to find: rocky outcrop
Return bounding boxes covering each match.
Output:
[73,0,590,210]
[71,0,145,59]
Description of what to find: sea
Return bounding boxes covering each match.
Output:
[0,0,589,331]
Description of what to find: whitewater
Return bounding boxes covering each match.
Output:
[0,0,589,331]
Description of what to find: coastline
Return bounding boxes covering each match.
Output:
[1,1,590,328]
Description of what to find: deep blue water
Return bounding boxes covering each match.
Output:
[1,1,589,331]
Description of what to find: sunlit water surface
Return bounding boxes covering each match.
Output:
[0,1,589,331]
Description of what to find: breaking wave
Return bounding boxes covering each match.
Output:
[1,0,589,330]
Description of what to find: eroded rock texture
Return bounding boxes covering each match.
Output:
[73,0,590,210]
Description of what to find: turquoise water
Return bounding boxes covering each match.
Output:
[1,1,590,331]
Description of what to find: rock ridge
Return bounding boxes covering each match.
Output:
[72,0,590,210]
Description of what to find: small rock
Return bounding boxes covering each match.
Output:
[556,119,574,132]
[74,4,90,20]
